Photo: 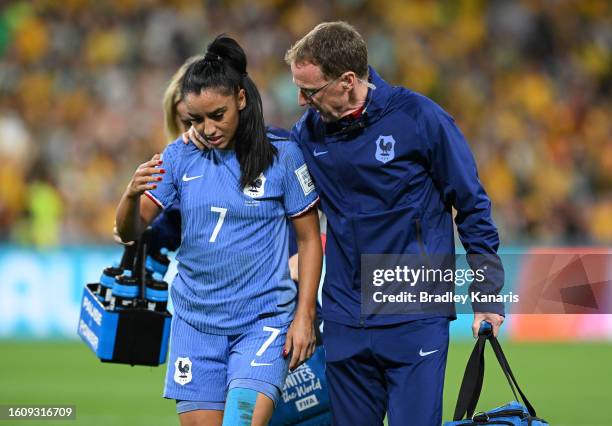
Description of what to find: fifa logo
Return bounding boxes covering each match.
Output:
[375,135,396,164]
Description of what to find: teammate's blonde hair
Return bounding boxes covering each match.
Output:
[163,55,203,141]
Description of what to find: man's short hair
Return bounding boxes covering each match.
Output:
[285,21,368,80]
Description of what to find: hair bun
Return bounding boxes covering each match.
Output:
[206,35,247,76]
[203,52,222,63]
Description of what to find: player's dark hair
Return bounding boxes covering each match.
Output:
[182,35,276,188]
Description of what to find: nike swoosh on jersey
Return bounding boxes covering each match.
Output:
[182,174,203,182]
[313,149,328,157]
[250,359,272,367]
[419,348,439,357]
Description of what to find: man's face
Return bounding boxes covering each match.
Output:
[290,61,346,122]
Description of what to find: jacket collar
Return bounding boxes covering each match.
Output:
[360,66,392,123]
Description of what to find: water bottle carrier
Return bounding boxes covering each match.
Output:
[77,227,172,367]
[78,283,171,366]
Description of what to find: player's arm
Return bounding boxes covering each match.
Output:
[284,207,322,370]
[287,220,299,281]
[116,154,164,242]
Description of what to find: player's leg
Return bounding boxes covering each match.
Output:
[252,392,275,425]
[324,321,387,426]
[163,315,228,426]
[225,320,291,425]
[178,404,224,426]
[221,387,274,426]
[373,317,450,426]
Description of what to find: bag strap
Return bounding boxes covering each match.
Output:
[452,334,486,421]
[488,336,537,417]
[452,322,537,421]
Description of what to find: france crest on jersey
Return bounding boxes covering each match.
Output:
[145,139,318,334]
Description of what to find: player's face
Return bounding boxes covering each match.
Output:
[184,87,246,150]
[291,61,346,122]
[175,101,191,133]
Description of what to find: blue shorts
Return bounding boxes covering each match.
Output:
[324,317,450,426]
[164,314,290,412]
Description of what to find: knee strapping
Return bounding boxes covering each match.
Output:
[222,387,258,426]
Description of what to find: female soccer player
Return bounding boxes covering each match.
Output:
[115,36,322,426]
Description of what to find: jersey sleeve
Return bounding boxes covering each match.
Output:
[280,142,319,217]
[144,142,180,209]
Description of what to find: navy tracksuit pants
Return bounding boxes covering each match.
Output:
[324,317,450,426]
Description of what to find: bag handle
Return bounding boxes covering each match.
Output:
[452,321,537,421]
[488,335,537,417]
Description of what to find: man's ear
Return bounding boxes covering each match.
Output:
[238,88,247,110]
[342,72,356,90]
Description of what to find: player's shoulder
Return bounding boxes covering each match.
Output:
[163,137,200,159]
[271,138,302,159]
[160,138,201,176]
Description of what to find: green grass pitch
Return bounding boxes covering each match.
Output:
[0,340,610,425]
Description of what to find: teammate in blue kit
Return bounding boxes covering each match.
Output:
[285,22,505,426]
[116,36,322,426]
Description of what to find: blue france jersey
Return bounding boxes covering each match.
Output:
[146,139,318,334]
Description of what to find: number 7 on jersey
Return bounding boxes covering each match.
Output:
[209,206,227,242]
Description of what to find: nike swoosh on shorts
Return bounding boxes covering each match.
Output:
[250,360,272,367]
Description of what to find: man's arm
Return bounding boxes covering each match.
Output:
[422,102,504,336]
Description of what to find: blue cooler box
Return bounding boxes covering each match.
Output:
[77,283,171,366]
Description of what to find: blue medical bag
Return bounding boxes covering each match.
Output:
[445,322,548,425]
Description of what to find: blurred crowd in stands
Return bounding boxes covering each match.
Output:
[0,0,610,246]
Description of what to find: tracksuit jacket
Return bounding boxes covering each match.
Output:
[291,67,504,327]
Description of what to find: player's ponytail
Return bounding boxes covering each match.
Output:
[182,35,276,189]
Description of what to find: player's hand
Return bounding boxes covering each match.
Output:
[472,312,504,338]
[182,125,211,150]
[125,153,165,199]
[284,312,316,371]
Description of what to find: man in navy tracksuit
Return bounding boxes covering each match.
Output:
[285,22,505,425]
